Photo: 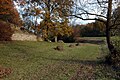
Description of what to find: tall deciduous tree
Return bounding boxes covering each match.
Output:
[17,0,73,41]
[51,19,73,42]
[0,0,21,25]
[72,0,120,64]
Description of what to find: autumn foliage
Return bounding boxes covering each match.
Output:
[0,20,14,41]
[18,0,73,41]
[0,0,21,41]
[40,18,73,41]
[0,0,21,25]
[0,65,12,78]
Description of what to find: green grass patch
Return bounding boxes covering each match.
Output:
[0,41,118,80]
[80,37,106,40]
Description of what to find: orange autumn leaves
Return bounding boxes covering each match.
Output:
[40,17,73,38]
[0,0,21,25]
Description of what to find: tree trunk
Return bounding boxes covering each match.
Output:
[106,0,114,53]
[55,36,57,42]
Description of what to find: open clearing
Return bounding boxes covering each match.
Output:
[0,41,119,80]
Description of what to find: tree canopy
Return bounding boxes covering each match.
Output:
[0,0,21,25]
[16,0,73,41]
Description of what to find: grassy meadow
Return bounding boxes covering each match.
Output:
[0,40,119,80]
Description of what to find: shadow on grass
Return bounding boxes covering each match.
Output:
[41,56,102,66]
[75,38,105,45]
[42,57,120,79]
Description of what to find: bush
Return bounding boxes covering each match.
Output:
[58,35,75,43]
[49,35,75,43]
[110,37,120,65]
[103,36,120,66]
[0,20,14,41]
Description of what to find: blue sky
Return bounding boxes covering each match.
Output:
[70,18,94,25]
[14,0,119,26]
[14,1,95,25]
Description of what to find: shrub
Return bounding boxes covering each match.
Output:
[58,35,75,43]
[110,37,120,65]
[0,20,14,41]
[103,36,120,66]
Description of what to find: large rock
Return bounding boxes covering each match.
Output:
[69,44,75,47]
[37,37,43,41]
[58,40,64,43]
[54,45,64,51]
[76,43,81,46]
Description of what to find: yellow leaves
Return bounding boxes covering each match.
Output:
[44,12,50,19]
[47,22,54,28]
[43,30,47,33]
[49,20,73,37]
[42,30,48,38]
[39,18,73,39]
[35,8,42,15]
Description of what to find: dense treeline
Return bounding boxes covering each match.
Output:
[73,20,106,37]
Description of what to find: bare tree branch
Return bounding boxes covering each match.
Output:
[74,12,107,19]
[70,14,106,23]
